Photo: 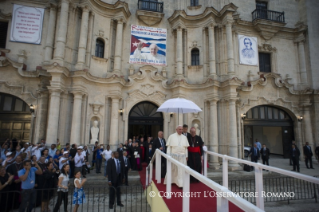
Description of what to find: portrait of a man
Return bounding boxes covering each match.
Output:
[241,38,255,59]
[133,42,166,61]
[238,35,258,66]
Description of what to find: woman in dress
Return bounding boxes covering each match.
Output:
[53,164,70,212]
[72,171,87,212]
[0,166,14,212]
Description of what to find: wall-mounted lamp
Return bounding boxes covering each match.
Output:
[119,109,123,116]
[241,113,246,120]
[30,104,35,113]
[297,116,303,122]
[170,112,173,117]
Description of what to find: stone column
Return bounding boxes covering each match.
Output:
[44,5,57,63]
[86,13,94,67]
[209,100,219,169]
[34,92,49,143]
[208,24,216,77]
[225,20,235,74]
[75,7,90,70]
[176,27,183,76]
[298,41,307,84]
[70,93,83,145]
[303,106,314,147]
[54,0,69,61]
[46,90,62,144]
[109,98,120,149]
[113,20,124,73]
[228,99,239,169]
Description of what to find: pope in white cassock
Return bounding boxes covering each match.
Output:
[164,125,189,188]
[133,42,166,61]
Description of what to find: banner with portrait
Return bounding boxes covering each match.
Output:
[10,4,45,44]
[238,35,258,66]
[129,25,167,66]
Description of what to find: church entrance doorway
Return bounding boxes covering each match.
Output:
[0,93,31,145]
[128,101,163,141]
[243,105,294,158]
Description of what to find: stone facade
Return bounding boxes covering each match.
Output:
[0,0,318,166]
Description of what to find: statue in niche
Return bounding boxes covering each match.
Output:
[193,123,200,136]
[90,120,100,144]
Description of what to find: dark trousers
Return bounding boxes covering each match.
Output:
[69,161,75,178]
[96,158,102,173]
[305,156,313,168]
[53,191,68,212]
[19,189,36,212]
[292,157,300,171]
[262,156,269,165]
[109,181,121,206]
[124,167,129,185]
[251,156,258,163]
[92,152,97,166]
[161,156,166,178]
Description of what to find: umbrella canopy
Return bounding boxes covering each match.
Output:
[157,98,202,114]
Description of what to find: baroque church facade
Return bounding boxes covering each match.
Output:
[0,0,318,168]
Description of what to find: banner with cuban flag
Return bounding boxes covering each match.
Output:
[129,25,167,66]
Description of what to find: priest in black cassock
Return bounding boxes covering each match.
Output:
[187,127,203,182]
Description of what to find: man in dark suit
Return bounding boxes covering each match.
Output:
[146,144,154,163]
[182,124,191,138]
[303,142,314,169]
[291,144,300,172]
[187,127,203,182]
[290,141,298,165]
[117,143,124,161]
[123,151,131,186]
[249,143,260,163]
[260,144,270,166]
[107,151,125,209]
[152,131,166,178]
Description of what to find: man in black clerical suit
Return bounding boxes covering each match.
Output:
[291,144,300,172]
[152,131,166,178]
[303,142,314,169]
[122,151,131,186]
[187,127,203,182]
[107,151,125,209]
[182,124,191,138]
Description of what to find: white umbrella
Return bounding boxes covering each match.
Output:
[157,98,202,114]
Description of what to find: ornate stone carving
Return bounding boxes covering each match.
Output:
[136,10,164,26]
[140,84,154,96]
[89,101,104,115]
[258,44,277,52]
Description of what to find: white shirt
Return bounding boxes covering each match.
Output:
[74,153,85,167]
[32,146,45,160]
[59,157,69,170]
[102,149,112,161]
[74,178,82,187]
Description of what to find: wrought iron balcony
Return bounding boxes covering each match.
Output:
[252,9,285,23]
[138,0,163,13]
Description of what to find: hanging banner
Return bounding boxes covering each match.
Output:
[129,25,167,66]
[238,35,258,66]
[10,4,45,44]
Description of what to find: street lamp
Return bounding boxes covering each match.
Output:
[30,104,35,113]
[241,113,246,120]
[170,112,173,117]
[119,109,123,116]
[297,116,303,122]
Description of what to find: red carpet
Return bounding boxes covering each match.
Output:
[138,163,244,212]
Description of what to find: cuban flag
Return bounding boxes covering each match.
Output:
[129,25,167,66]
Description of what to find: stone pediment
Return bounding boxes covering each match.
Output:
[252,19,286,40]
[136,10,164,26]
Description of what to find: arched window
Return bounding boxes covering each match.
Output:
[190,0,199,7]
[191,48,200,66]
[95,38,104,58]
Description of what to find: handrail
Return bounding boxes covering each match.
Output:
[205,151,319,185]
[146,149,263,212]
[252,8,285,23]
[137,0,164,13]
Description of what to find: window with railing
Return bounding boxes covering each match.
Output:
[190,0,199,6]
[0,21,8,49]
[259,53,271,73]
[191,48,200,66]
[138,0,163,13]
[95,38,104,58]
[252,1,285,23]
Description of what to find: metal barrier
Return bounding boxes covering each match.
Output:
[204,150,319,210]
[0,185,149,212]
[146,149,263,212]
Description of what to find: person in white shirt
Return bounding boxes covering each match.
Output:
[74,147,85,177]
[21,142,32,160]
[102,145,112,177]
[49,144,57,158]
[59,151,70,170]
[32,143,45,161]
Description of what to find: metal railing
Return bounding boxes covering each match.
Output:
[0,185,149,212]
[204,151,319,211]
[252,9,285,23]
[138,0,163,13]
[146,149,263,212]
